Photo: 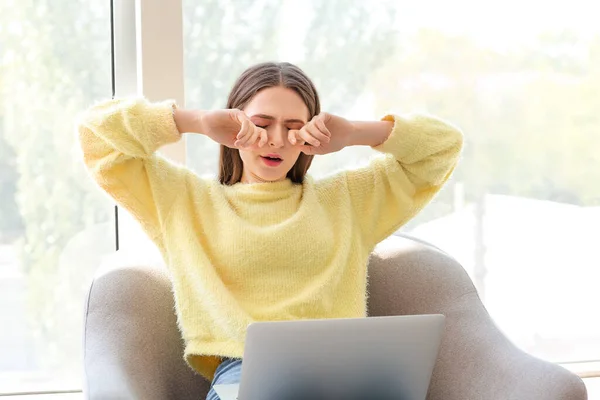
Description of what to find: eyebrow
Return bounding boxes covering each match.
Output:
[250,114,306,124]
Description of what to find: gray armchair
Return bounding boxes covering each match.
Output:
[82,235,587,400]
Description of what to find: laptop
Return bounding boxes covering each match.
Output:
[214,314,445,400]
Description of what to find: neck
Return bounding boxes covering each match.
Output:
[241,170,285,184]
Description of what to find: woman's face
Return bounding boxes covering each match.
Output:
[239,86,309,183]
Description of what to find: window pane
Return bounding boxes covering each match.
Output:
[183,0,599,363]
[0,1,112,394]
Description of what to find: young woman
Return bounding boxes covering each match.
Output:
[78,62,463,399]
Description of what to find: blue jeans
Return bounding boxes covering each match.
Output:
[205,358,406,400]
[206,358,243,400]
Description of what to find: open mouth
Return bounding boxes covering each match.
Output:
[260,155,283,167]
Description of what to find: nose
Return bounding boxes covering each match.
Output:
[268,125,285,149]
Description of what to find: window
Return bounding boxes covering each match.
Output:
[1,0,598,397]
[0,0,113,395]
[183,0,600,364]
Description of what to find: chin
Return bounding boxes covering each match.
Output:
[254,166,289,182]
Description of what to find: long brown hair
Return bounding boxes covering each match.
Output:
[219,62,320,185]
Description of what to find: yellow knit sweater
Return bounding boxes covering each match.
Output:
[77,97,463,379]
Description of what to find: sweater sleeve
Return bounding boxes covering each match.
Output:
[319,113,463,249]
[77,97,190,248]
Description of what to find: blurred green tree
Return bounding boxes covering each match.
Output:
[369,29,600,229]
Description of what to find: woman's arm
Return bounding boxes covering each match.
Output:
[174,108,202,134]
[78,99,267,248]
[77,98,192,248]
[290,114,394,154]
[176,108,267,149]
[346,120,394,147]
[312,113,464,248]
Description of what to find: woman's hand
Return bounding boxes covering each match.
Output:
[288,112,354,155]
[199,109,267,149]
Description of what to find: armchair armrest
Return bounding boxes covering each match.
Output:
[82,255,209,400]
[368,235,587,400]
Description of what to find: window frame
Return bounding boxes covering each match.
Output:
[113,0,186,253]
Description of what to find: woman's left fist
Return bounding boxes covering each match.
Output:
[288,112,354,155]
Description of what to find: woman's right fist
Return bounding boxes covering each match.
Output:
[200,109,267,149]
